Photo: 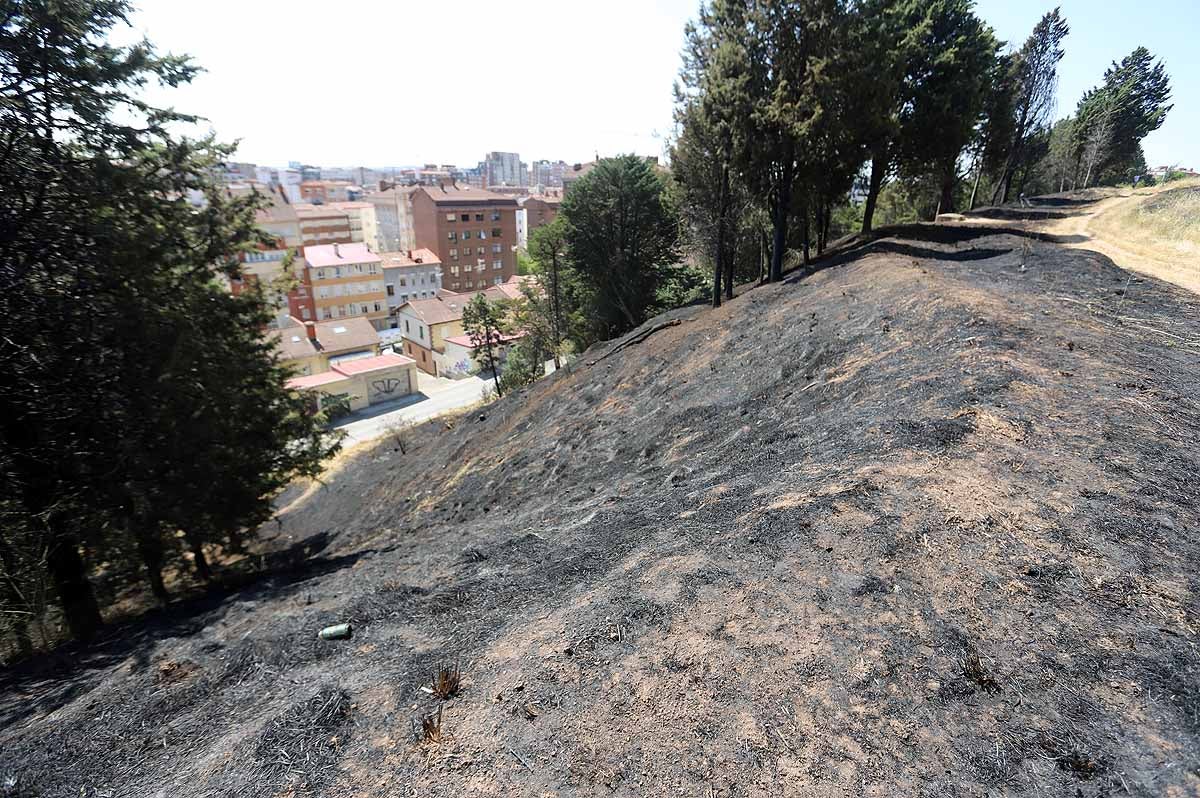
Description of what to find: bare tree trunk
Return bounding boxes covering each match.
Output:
[184,532,212,583]
[759,229,767,285]
[769,174,791,283]
[801,198,810,268]
[0,535,32,658]
[712,163,728,308]
[550,253,562,369]
[47,534,102,641]
[136,526,169,605]
[861,147,887,234]
[939,165,956,216]
[969,156,984,210]
[820,202,832,254]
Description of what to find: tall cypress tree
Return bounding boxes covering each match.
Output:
[989,8,1070,204]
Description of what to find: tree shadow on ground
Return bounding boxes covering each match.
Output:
[0,530,392,728]
[964,207,1083,221]
[1028,196,1102,208]
[779,221,1096,286]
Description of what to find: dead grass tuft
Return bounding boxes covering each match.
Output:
[962,647,1001,694]
[412,706,443,744]
[430,662,461,699]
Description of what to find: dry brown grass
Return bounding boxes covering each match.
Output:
[430,662,461,699]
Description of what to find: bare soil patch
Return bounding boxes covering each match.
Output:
[2,225,1199,797]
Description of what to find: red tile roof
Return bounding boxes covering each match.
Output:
[285,371,346,390]
[415,185,519,207]
[312,316,379,354]
[443,330,526,349]
[328,352,415,375]
[396,285,513,325]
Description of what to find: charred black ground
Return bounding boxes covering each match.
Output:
[3,219,1199,798]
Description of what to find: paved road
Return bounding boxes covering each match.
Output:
[333,371,494,446]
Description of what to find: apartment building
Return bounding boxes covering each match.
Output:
[483,152,526,187]
[394,284,513,376]
[296,242,389,330]
[326,201,378,246]
[295,205,353,247]
[299,179,354,203]
[530,159,568,188]
[367,185,418,252]
[411,185,519,292]
[517,195,561,248]
[380,248,443,315]
[226,184,301,318]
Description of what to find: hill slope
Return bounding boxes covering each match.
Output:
[3,223,1200,797]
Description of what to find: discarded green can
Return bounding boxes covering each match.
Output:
[318,623,352,641]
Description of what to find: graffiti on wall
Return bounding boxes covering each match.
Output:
[370,377,406,397]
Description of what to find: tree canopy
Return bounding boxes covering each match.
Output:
[0,0,337,652]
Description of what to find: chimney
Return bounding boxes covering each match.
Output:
[333,243,340,257]
[304,321,317,341]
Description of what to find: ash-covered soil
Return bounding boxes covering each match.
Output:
[3,224,1200,798]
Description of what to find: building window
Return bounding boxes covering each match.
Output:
[449,248,457,258]
[493,276,503,285]
[405,320,410,332]
[491,228,501,238]
[301,307,311,320]
[374,302,382,312]
[478,230,487,239]
[462,230,471,240]
[492,259,502,270]
[460,213,469,222]
[450,266,459,275]
[491,210,501,221]
[446,212,456,222]
[360,304,368,314]
[419,326,424,339]
[474,213,483,221]
[452,282,460,290]
[492,244,502,254]
[447,231,457,241]
[386,285,395,296]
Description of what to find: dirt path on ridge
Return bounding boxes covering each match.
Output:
[961,186,1200,295]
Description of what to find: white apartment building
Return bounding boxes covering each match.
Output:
[368,186,418,253]
[380,248,444,322]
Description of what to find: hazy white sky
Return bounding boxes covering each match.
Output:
[121,0,1195,170]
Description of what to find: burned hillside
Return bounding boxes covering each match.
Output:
[3,224,1199,798]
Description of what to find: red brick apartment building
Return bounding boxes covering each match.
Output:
[411,185,519,293]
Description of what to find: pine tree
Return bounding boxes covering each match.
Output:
[0,1,337,647]
[559,155,679,343]
[989,8,1070,204]
[462,294,509,396]
[1073,47,1172,186]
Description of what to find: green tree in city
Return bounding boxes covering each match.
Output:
[0,0,337,648]
[462,293,509,396]
[559,155,680,344]
[527,217,570,367]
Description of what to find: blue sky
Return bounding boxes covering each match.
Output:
[974,0,1197,169]
[122,0,1194,170]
